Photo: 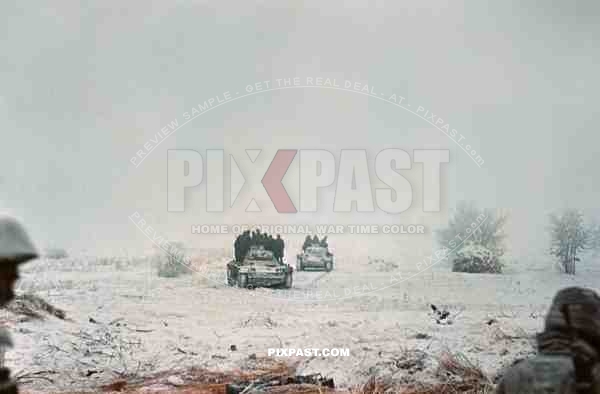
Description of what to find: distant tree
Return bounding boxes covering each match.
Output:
[436,201,508,273]
[548,209,589,275]
[587,219,600,256]
[45,247,68,259]
[155,241,191,277]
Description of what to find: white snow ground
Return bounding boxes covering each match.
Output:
[4,249,599,392]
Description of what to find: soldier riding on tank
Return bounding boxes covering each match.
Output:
[302,235,311,251]
[234,234,242,262]
[320,236,328,248]
[274,234,284,263]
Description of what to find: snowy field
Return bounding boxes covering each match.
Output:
[5,247,600,393]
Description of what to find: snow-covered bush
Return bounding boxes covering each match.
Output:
[452,242,503,274]
[155,241,191,278]
[436,201,508,274]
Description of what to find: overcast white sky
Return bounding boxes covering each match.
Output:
[1,1,598,262]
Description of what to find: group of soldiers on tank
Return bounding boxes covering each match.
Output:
[234,229,285,263]
[302,234,328,251]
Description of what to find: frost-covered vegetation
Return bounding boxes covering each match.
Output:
[154,241,192,278]
[452,242,504,274]
[547,209,600,275]
[436,201,508,274]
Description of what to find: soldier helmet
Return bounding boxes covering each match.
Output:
[544,286,600,347]
[0,214,38,264]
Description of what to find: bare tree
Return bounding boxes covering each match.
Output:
[548,209,589,275]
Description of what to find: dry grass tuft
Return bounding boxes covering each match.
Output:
[351,350,494,394]
[93,356,337,393]
[22,353,494,393]
[6,293,67,321]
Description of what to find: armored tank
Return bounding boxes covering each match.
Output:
[296,245,334,272]
[227,245,293,289]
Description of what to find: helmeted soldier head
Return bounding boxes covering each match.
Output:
[497,287,600,394]
[0,215,38,306]
[542,286,600,349]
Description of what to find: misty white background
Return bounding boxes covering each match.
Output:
[1,1,598,267]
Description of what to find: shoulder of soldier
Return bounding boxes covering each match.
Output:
[496,355,576,393]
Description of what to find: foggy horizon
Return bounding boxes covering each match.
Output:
[2,2,599,263]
